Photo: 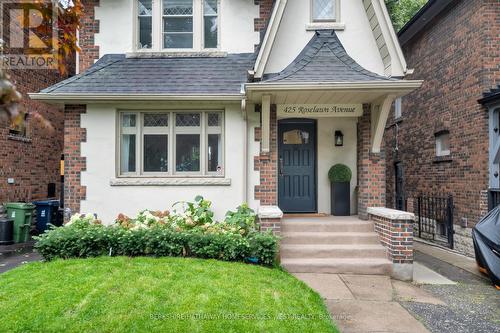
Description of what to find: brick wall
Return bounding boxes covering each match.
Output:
[63,105,87,218]
[385,0,499,229]
[0,69,66,204]
[358,104,386,219]
[370,214,413,265]
[79,0,100,72]
[254,0,274,34]
[254,106,278,205]
[258,218,281,235]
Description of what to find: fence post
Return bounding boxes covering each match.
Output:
[447,195,454,249]
[417,196,422,238]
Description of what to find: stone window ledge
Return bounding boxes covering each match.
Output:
[433,156,453,164]
[306,23,345,31]
[110,178,231,186]
[7,134,31,143]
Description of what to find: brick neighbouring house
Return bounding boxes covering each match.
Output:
[0,72,73,209]
[384,0,499,257]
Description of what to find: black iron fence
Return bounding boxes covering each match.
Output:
[488,188,500,211]
[414,194,454,249]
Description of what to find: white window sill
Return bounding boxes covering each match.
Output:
[126,51,227,58]
[306,22,345,31]
[110,178,231,186]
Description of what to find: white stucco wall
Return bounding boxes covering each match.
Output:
[316,117,358,215]
[80,103,248,223]
[93,0,259,59]
[94,0,134,58]
[264,0,386,76]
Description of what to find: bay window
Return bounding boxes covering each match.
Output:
[136,0,219,51]
[119,111,224,177]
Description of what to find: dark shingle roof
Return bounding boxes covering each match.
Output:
[41,53,256,95]
[479,85,500,105]
[262,30,394,83]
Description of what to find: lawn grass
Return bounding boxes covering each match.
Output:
[0,257,338,332]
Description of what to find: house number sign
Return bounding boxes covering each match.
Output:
[277,104,363,117]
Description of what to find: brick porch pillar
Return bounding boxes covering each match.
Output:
[358,104,386,219]
[368,207,415,281]
[64,105,87,221]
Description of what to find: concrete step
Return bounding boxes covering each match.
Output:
[281,232,381,245]
[280,244,387,259]
[281,258,392,275]
[282,220,374,233]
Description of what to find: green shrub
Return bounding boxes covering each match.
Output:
[328,164,352,183]
[224,203,256,236]
[35,197,278,266]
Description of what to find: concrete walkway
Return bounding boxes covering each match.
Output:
[294,273,434,333]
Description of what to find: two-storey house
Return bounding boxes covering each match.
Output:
[31,0,421,231]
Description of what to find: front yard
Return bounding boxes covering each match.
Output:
[0,256,338,332]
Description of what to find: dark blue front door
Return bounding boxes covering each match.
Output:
[278,119,316,213]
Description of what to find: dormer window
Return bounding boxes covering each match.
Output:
[311,0,340,22]
[136,0,219,52]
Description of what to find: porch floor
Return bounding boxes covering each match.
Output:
[280,215,392,275]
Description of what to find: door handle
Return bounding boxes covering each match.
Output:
[279,158,284,177]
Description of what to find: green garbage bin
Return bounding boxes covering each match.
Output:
[6,203,35,243]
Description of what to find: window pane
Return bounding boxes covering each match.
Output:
[138,17,152,48]
[122,114,136,127]
[204,16,218,48]
[164,17,193,32]
[164,33,193,48]
[163,0,193,15]
[144,113,169,127]
[436,133,450,156]
[138,0,152,49]
[204,0,217,15]
[313,0,335,20]
[176,134,200,172]
[138,0,152,15]
[121,134,136,173]
[144,135,168,172]
[208,134,222,173]
[176,113,200,127]
[207,113,221,127]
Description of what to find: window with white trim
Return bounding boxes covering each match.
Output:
[136,0,219,51]
[435,132,450,157]
[119,111,224,176]
[312,0,338,22]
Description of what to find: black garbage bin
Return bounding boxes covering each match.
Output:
[33,200,61,233]
[0,218,14,245]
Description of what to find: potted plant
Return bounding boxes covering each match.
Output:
[328,164,352,216]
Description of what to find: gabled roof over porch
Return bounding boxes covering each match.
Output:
[246,30,422,154]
